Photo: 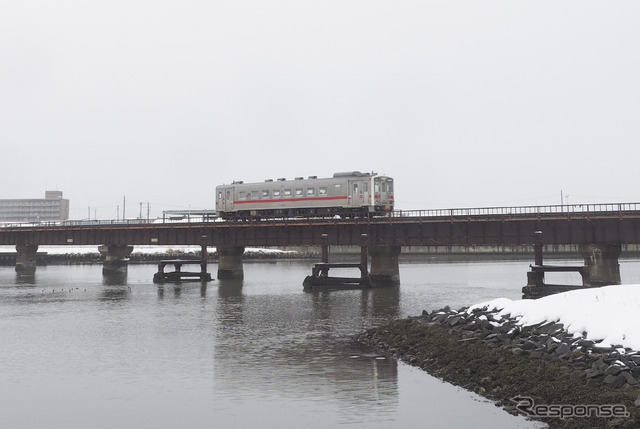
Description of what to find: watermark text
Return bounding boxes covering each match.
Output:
[510,396,629,420]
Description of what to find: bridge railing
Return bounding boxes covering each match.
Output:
[0,218,157,229]
[2,202,640,229]
[391,202,640,220]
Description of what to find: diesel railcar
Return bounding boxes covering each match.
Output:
[215,171,394,219]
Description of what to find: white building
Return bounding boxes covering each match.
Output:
[0,191,70,222]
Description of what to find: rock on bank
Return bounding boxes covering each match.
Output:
[359,307,640,429]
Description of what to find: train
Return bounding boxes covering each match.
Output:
[215,171,394,219]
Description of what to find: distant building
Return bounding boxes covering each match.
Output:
[0,191,70,223]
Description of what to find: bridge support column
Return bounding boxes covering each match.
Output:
[99,245,134,275]
[578,244,621,287]
[217,246,245,280]
[15,245,38,274]
[369,246,401,286]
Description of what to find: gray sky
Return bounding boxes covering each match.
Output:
[2,1,639,219]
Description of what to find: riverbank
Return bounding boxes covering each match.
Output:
[0,246,307,266]
[359,286,640,429]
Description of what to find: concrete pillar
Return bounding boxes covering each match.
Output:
[98,244,134,275]
[15,244,38,274]
[578,244,621,287]
[369,245,401,286]
[217,246,245,280]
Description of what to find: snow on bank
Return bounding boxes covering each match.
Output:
[469,284,640,351]
[0,245,297,256]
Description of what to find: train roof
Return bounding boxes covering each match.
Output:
[220,171,387,187]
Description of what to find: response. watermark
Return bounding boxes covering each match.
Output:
[510,396,630,420]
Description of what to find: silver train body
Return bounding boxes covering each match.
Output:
[215,171,394,219]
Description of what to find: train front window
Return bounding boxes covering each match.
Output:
[374,179,380,193]
[387,179,393,192]
[381,182,387,192]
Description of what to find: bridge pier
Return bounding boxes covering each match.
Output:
[578,244,621,287]
[217,246,245,280]
[98,245,134,275]
[15,244,38,274]
[369,246,401,286]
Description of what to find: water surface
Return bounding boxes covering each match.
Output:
[5,257,628,428]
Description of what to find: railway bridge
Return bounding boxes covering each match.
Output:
[1,202,640,289]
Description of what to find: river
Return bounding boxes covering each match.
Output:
[7,256,639,429]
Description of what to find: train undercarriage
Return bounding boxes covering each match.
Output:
[219,206,392,221]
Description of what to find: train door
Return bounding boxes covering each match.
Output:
[363,178,373,208]
[217,187,233,212]
[226,189,234,211]
[349,180,364,207]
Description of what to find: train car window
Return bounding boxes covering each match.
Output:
[387,179,393,191]
[295,188,303,196]
[274,190,281,197]
[262,190,270,198]
[307,188,315,196]
[381,182,387,192]
[353,184,358,194]
[246,192,252,200]
[218,191,223,199]
[239,192,246,200]
[284,189,292,197]
[319,187,327,195]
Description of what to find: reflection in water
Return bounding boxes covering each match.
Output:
[212,282,402,423]
[0,260,553,429]
[102,271,127,286]
[157,281,210,299]
[16,273,36,285]
[217,278,243,298]
[99,286,130,302]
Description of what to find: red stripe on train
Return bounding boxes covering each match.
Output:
[233,196,350,205]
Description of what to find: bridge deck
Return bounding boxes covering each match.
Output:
[2,202,640,248]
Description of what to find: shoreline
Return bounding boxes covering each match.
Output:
[359,307,640,429]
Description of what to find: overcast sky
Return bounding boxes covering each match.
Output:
[2,1,639,219]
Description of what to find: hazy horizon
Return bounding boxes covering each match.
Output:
[3,1,639,219]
